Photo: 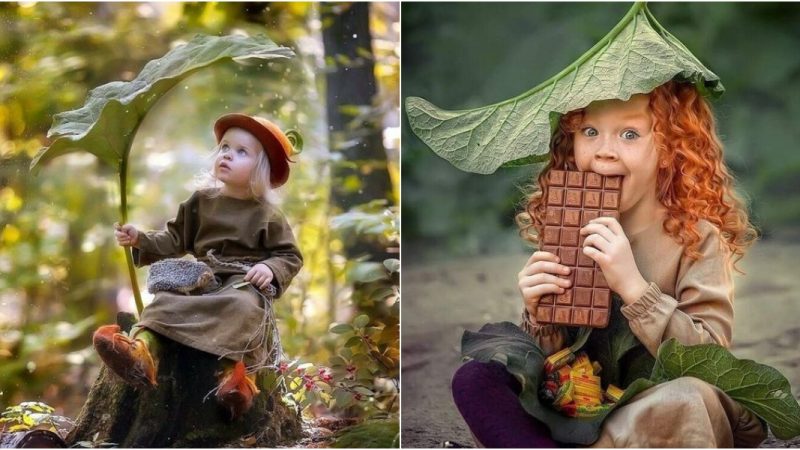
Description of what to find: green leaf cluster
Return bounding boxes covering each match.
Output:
[327,308,399,414]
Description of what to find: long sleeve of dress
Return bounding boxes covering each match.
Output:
[620,224,735,356]
[520,309,571,357]
[258,210,303,298]
[132,193,197,267]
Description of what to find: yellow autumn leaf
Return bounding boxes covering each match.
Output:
[0,187,23,212]
[2,224,21,244]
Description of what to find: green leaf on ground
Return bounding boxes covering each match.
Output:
[461,323,800,444]
[652,339,800,440]
[405,2,723,174]
[461,321,652,444]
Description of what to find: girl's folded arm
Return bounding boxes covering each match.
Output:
[620,225,734,356]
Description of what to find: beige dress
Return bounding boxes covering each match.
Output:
[526,218,766,447]
[132,189,303,368]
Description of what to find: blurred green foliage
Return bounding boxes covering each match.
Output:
[403,2,800,261]
[0,1,399,434]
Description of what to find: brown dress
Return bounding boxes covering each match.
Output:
[131,189,303,368]
[526,218,767,447]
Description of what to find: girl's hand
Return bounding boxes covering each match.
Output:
[114,222,139,247]
[518,251,573,319]
[580,216,649,305]
[245,263,274,290]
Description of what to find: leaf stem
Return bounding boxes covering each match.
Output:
[503,1,648,107]
[119,157,144,316]
[641,3,668,36]
[438,2,648,113]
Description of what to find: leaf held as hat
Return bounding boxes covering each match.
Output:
[405,2,724,175]
[30,34,294,174]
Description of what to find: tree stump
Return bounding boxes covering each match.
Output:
[66,313,302,447]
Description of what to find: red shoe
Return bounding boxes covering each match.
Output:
[92,324,157,389]
[216,360,260,420]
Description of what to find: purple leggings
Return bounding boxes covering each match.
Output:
[452,360,559,448]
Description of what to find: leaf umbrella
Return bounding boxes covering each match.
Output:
[30,34,295,315]
[405,2,723,175]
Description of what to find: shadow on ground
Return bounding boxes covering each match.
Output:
[401,237,800,448]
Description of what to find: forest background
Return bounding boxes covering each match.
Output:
[0,1,399,442]
[402,3,800,447]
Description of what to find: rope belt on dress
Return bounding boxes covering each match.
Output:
[203,250,282,373]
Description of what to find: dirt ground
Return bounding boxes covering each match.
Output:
[401,237,800,448]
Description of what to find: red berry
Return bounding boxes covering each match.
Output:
[354,393,363,401]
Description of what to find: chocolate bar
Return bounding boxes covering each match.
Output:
[535,170,622,328]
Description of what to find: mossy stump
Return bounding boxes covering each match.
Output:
[66,313,302,447]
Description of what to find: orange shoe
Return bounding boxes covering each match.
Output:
[216,360,260,420]
[92,324,157,389]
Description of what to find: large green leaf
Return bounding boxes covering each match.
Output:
[461,322,654,445]
[405,2,724,174]
[30,34,294,173]
[652,339,800,440]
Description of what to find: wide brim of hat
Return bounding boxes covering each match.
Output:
[213,113,293,187]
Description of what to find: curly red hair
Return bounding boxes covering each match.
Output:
[517,80,758,272]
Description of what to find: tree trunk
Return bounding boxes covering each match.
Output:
[321,3,395,323]
[66,313,302,448]
[321,2,393,220]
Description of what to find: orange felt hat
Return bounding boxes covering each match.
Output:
[213,113,295,187]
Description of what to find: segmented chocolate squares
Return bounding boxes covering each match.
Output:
[535,170,623,328]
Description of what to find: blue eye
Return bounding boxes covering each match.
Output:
[581,127,598,137]
[237,148,247,155]
[220,144,230,151]
[622,130,639,140]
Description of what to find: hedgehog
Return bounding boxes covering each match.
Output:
[147,258,220,295]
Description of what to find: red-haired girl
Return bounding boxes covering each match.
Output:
[452,81,766,447]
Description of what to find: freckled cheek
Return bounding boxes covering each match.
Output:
[572,146,593,170]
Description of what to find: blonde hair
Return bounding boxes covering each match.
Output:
[196,142,276,204]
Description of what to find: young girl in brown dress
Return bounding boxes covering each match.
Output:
[452,80,767,447]
[94,113,303,419]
